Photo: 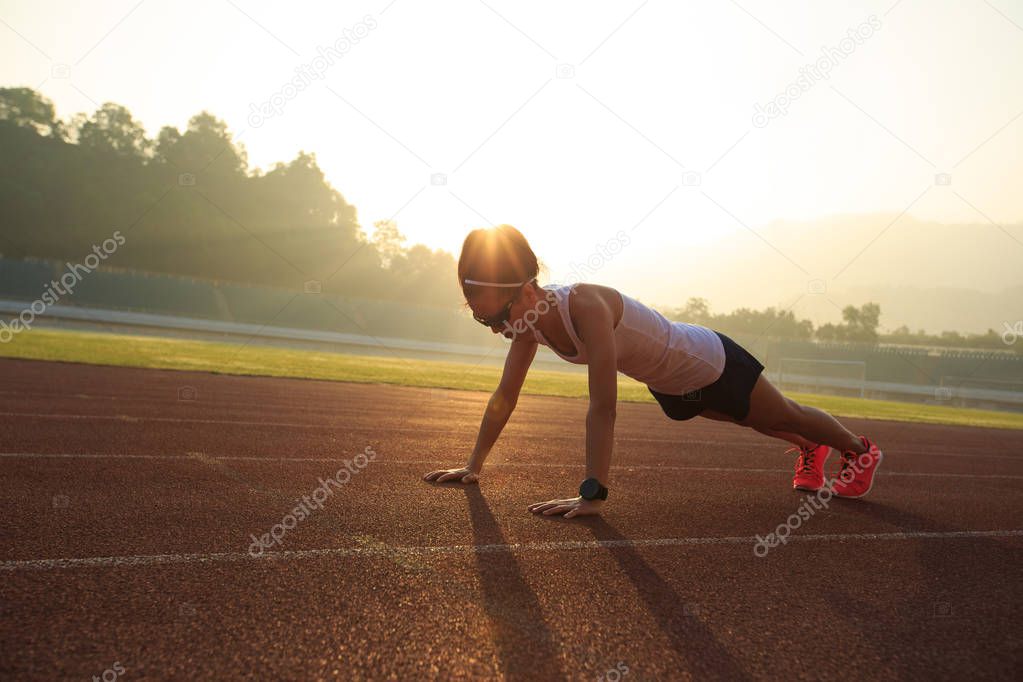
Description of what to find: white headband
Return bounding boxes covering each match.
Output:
[463,278,534,287]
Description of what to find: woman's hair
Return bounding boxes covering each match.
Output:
[457,225,543,299]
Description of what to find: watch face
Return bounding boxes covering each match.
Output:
[580,479,599,499]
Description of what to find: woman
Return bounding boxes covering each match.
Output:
[422,225,883,518]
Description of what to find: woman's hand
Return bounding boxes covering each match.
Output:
[528,495,603,518]
[422,467,479,484]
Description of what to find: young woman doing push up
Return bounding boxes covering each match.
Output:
[423,225,883,517]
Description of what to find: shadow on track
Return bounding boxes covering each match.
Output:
[584,517,752,680]
[819,499,1023,678]
[463,485,565,681]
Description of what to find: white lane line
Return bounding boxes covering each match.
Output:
[2,453,1022,480]
[3,530,1021,571]
[0,412,1018,460]
[401,461,1021,481]
[0,411,336,429]
[0,412,745,442]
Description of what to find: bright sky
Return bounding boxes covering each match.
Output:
[2,0,1022,316]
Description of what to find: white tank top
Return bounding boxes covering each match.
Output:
[531,284,726,395]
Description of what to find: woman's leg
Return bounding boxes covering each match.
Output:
[746,375,865,454]
[701,410,817,449]
[705,376,866,454]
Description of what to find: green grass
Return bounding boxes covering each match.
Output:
[3,327,1022,431]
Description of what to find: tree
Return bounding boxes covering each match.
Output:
[841,302,881,342]
[386,243,458,304]
[155,125,182,162]
[153,111,247,175]
[75,103,151,157]
[371,220,407,268]
[815,302,881,342]
[682,297,710,325]
[0,87,63,138]
[815,322,840,341]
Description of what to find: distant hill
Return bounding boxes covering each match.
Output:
[801,284,1023,336]
[645,214,1023,335]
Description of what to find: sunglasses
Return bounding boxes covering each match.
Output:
[469,280,531,327]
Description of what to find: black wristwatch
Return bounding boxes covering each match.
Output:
[579,477,608,501]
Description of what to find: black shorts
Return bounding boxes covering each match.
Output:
[648,331,765,422]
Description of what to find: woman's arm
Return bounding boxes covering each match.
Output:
[465,337,538,473]
[423,336,537,483]
[528,287,617,517]
[578,293,618,486]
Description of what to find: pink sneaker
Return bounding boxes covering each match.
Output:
[831,436,884,498]
[791,444,831,492]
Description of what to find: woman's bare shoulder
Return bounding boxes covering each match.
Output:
[568,282,616,300]
[566,283,624,326]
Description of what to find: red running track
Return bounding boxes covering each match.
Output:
[0,358,1021,680]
